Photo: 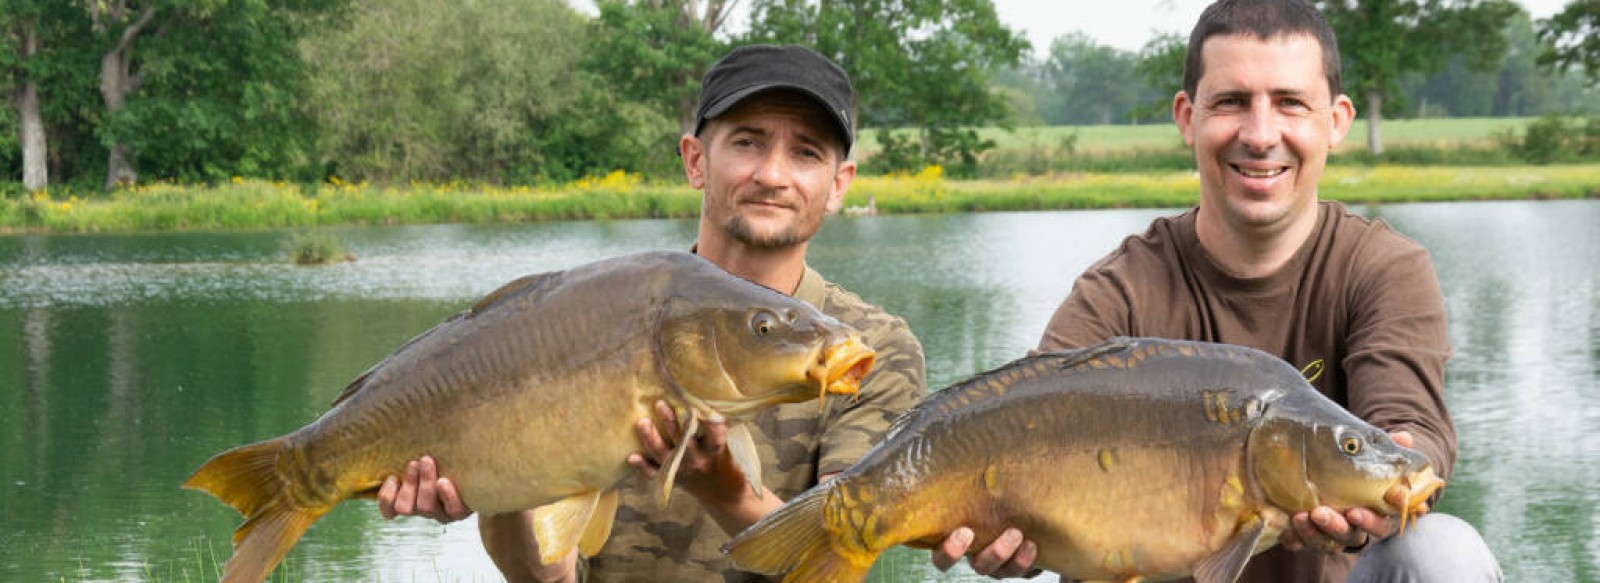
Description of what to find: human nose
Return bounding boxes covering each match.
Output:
[1237,101,1282,152]
[751,148,792,189]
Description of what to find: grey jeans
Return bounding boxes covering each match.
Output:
[1347,513,1503,583]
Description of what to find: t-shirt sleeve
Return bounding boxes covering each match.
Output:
[1342,234,1457,480]
[1038,266,1133,352]
[817,320,926,476]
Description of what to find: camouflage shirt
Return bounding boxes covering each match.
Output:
[583,266,926,582]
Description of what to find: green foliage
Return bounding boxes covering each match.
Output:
[586,0,729,132]
[1537,0,1600,85]
[1401,12,1600,118]
[1131,33,1186,122]
[90,0,343,184]
[302,0,603,183]
[286,230,351,265]
[1503,113,1600,164]
[745,0,1028,177]
[1038,33,1143,125]
[1317,0,1521,150]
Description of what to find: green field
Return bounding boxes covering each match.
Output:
[856,117,1532,158]
[994,117,1528,152]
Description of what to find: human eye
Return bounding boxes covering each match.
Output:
[1279,97,1308,109]
[1210,95,1245,110]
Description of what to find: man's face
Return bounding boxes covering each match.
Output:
[682,92,854,249]
[1174,33,1353,232]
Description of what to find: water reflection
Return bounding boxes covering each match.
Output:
[1,201,1596,581]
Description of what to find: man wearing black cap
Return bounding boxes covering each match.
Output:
[376,45,1036,581]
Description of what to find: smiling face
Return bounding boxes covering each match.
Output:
[682,91,855,251]
[1174,33,1353,235]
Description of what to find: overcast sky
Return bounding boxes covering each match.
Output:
[570,0,1574,57]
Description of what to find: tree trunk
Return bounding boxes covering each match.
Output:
[97,4,157,190]
[1365,89,1384,155]
[14,23,47,192]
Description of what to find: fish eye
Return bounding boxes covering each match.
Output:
[1340,435,1362,456]
[751,312,777,336]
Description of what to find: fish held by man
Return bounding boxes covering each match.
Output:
[183,251,876,583]
[723,337,1443,583]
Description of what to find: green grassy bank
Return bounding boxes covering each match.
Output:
[5,165,1598,235]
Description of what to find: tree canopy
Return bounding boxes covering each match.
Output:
[3,0,1599,192]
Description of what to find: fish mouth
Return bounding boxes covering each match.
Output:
[1383,466,1445,535]
[809,335,875,402]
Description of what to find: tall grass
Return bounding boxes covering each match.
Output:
[845,164,1600,214]
[0,172,702,234]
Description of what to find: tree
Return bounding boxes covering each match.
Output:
[85,0,343,188]
[1132,32,1185,123]
[745,0,1028,176]
[1038,33,1141,126]
[305,0,663,183]
[2,1,88,191]
[1316,0,1519,154]
[1537,0,1600,85]
[2,6,47,191]
[587,0,733,134]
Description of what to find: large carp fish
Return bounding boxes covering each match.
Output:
[725,337,1444,583]
[184,251,876,583]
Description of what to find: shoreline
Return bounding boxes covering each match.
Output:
[4,165,1598,235]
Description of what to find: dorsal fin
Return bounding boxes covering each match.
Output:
[329,271,563,407]
[464,271,562,317]
[884,338,1136,440]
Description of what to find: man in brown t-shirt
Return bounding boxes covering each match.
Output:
[993,1,1502,582]
[373,45,1038,581]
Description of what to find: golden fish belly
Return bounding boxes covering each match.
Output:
[289,346,664,514]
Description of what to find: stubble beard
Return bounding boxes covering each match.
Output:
[726,215,807,249]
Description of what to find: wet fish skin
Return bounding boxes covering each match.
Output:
[724,337,1440,583]
[183,251,875,583]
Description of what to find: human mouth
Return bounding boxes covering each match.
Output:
[1229,163,1289,179]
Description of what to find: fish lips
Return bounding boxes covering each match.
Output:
[809,334,875,399]
[1383,466,1445,535]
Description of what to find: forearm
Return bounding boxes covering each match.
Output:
[692,483,786,538]
[479,511,578,583]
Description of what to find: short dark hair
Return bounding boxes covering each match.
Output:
[1182,0,1342,101]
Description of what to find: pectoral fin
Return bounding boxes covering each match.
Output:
[726,422,765,499]
[1193,518,1267,583]
[578,489,619,558]
[658,410,701,507]
[532,490,607,565]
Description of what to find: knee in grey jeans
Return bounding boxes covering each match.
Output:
[1347,513,1502,583]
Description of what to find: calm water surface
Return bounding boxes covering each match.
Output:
[1,201,1595,582]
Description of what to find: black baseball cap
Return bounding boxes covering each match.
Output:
[692,44,856,151]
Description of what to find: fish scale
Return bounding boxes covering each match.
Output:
[184,251,877,583]
[725,337,1443,583]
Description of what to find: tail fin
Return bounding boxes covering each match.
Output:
[183,438,331,583]
[723,485,875,583]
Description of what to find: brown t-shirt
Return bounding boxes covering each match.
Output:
[584,266,926,582]
[1038,201,1456,583]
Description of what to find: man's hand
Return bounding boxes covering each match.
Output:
[627,401,749,503]
[377,455,473,524]
[931,527,1042,579]
[1280,431,1415,554]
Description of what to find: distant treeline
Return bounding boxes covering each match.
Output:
[2,0,1598,193]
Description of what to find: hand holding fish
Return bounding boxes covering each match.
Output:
[1280,431,1416,555]
[628,400,786,536]
[377,456,473,524]
[931,526,1043,579]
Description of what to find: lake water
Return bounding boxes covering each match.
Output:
[2,200,1595,582]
